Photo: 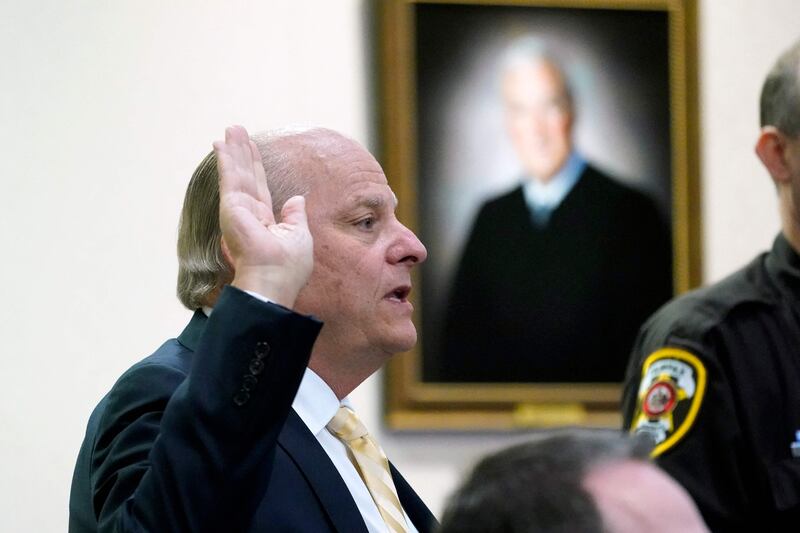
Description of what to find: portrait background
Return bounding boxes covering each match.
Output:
[414,5,672,382]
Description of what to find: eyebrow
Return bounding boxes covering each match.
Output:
[348,193,397,210]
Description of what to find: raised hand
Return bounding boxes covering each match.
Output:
[213,125,313,308]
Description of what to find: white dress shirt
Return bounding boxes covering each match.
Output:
[292,368,419,533]
[206,293,419,532]
[522,151,586,225]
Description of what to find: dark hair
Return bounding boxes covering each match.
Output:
[760,40,800,137]
[437,429,652,533]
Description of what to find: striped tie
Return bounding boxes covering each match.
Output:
[327,406,409,533]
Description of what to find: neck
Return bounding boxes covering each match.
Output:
[531,173,556,185]
[780,187,800,254]
[782,219,800,255]
[308,347,386,400]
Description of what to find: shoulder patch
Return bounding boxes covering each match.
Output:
[629,347,707,457]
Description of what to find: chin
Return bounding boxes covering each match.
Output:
[382,326,418,355]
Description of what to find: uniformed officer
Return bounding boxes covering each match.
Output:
[622,39,800,531]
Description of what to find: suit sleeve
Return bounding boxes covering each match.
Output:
[90,286,323,532]
[621,324,751,530]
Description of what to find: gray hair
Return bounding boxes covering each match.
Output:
[437,429,653,533]
[500,36,574,111]
[176,128,320,310]
[760,39,800,137]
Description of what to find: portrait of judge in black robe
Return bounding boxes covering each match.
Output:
[436,38,673,384]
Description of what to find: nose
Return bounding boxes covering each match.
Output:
[388,221,427,266]
[526,108,550,137]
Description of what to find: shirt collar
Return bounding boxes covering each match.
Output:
[202,290,270,318]
[522,151,586,211]
[292,367,352,435]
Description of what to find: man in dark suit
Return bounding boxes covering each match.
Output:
[69,126,435,532]
[439,41,672,383]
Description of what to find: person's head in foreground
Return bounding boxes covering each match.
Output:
[437,429,708,533]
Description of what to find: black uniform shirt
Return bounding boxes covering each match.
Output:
[622,233,800,531]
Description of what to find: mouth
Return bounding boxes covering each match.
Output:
[385,285,411,303]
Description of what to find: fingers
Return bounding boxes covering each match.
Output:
[223,126,252,179]
[280,195,309,229]
[214,125,280,234]
[213,125,257,196]
[249,140,275,225]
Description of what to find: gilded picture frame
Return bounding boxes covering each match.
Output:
[376,0,700,430]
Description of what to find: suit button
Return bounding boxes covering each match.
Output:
[255,341,270,359]
[233,390,250,406]
[242,374,258,391]
[249,359,265,375]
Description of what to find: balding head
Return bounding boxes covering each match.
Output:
[438,429,708,533]
[583,459,707,533]
[176,127,346,310]
[251,127,359,213]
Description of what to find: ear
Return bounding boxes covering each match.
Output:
[755,126,792,184]
[220,236,235,272]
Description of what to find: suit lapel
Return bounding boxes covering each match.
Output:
[278,410,369,533]
[178,313,434,532]
[390,463,438,533]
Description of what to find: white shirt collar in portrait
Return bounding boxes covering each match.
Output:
[522,151,586,216]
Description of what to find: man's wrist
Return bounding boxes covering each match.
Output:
[231,268,302,309]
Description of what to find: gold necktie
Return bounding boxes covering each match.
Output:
[327,406,409,533]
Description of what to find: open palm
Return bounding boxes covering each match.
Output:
[213,126,313,306]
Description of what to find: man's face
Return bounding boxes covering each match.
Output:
[583,460,708,533]
[294,135,427,358]
[503,59,574,182]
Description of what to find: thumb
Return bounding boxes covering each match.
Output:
[280,195,309,228]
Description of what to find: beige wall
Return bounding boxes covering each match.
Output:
[0,1,797,530]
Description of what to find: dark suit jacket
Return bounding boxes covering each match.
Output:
[69,286,436,532]
[437,165,672,383]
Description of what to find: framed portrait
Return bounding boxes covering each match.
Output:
[376,0,700,430]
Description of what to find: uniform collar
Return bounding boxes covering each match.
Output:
[766,232,800,301]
